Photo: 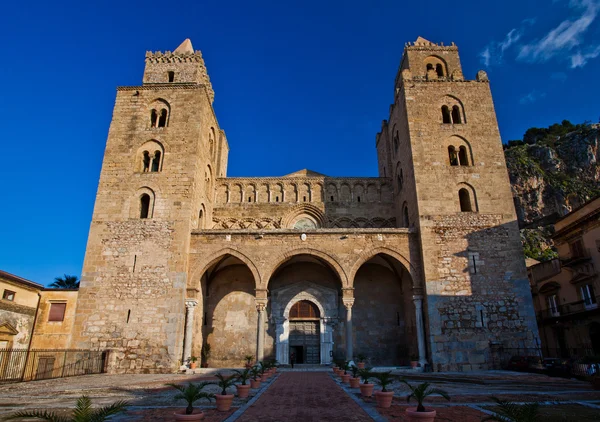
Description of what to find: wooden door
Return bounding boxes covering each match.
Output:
[289,321,320,364]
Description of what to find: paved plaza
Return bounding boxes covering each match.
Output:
[0,368,599,421]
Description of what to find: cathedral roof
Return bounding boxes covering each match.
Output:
[283,169,326,177]
[174,38,194,54]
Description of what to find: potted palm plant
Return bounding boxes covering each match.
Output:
[244,355,254,369]
[373,371,394,408]
[166,382,215,421]
[5,395,128,422]
[234,367,252,398]
[358,368,374,397]
[257,361,269,380]
[356,353,367,369]
[410,353,419,368]
[341,360,351,383]
[189,356,198,370]
[402,380,450,422]
[349,365,361,388]
[250,365,262,389]
[215,372,237,412]
[201,343,211,368]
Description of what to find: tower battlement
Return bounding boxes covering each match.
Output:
[142,39,214,103]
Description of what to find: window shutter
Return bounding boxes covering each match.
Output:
[48,303,66,322]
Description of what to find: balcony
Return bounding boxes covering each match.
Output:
[561,248,592,268]
[537,295,600,321]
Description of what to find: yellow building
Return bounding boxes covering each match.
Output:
[529,197,600,357]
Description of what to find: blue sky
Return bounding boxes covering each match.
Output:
[0,0,598,285]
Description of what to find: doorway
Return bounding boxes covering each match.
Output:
[288,301,320,364]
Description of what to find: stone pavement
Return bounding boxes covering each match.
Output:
[236,372,372,422]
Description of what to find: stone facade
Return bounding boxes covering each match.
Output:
[71,37,539,373]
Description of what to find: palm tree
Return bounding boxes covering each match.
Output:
[50,274,80,289]
[5,395,128,421]
[402,380,450,412]
[482,397,540,422]
[166,382,214,415]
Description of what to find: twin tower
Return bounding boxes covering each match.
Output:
[70,37,539,373]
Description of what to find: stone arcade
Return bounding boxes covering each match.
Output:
[70,37,540,373]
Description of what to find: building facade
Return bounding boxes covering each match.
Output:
[70,37,539,373]
[529,197,600,357]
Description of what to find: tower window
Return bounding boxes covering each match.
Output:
[426,63,434,72]
[248,197,252,202]
[442,106,452,124]
[142,151,151,172]
[448,146,458,166]
[458,146,468,166]
[167,71,175,82]
[276,196,279,202]
[459,189,472,212]
[140,194,151,218]
[397,169,404,191]
[452,106,462,124]
[357,196,361,202]
[151,151,161,172]
[403,205,409,227]
[436,64,444,77]
[158,109,168,127]
[150,109,158,127]
[303,196,307,202]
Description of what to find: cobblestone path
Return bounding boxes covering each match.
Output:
[237,372,372,421]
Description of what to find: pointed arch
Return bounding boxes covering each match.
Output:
[281,204,326,229]
[349,246,420,289]
[263,248,349,289]
[189,248,261,289]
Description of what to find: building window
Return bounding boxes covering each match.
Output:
[442,106,452,124]
[150,109,158,127]
[581,284,597,309]
[48,303,67,322]
[547,294,560,317]
[459,188,472,212]
[151,151,161,172]
[458,146,468,166]
[436,63,444,77]
[2,290,15,301]
[448,146,458,166]
[452,105,462,124]
[167,71,175,82]
[570,239,585,259]
[403,204,409,228]
[140,194,151,219]
[158,109,168,127]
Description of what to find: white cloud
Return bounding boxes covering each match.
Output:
[517,0,600,66]
[479,19,535,66]
[519,91,547,104]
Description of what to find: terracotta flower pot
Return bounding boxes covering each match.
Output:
[405,407,437,421]
[349,377,360,388]
[410,361,418,368]
[375,391,394,408]
[359,383,374,397]
[357,362,365,369]
[215,394,234,412]
[174,409,204,421]
[236,384,251,398]
[245,363,252,369]
[189,362,198,369]
[250,379,261,388]
[341,374,351,383]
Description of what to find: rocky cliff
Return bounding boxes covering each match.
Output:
[504,121,600,261]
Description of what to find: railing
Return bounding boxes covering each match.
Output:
[537,295,599,320]
[0,349,107,383]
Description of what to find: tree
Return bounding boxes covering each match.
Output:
[50,274,80,289]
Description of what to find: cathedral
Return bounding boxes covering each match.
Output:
[70,37,540,373]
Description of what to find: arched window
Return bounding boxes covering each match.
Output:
[458,146,468,166]
[426,63,434,72]
[459,189,472,212]
[140,194,151,218]
[158,109,168,127]
[393,131,399,152]
[403,204,409,228]
[442,106,451,124]
[448,146,458,166]
[436,63,444,77]
[142,151,151,172]
[151,151,161,172]
[452,105,462,124]
[397,169,404,191]
[167,71,175,82]
[150,109,158,128]
[289,300,320,319]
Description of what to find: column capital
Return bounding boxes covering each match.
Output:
[255,288,269,301]
[341,287,354,300]
[342,298,354,310]
[256,300,267,312]
[185,299,198,308]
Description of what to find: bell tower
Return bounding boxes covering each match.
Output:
[71,39,228,373]
[378,37,540,370]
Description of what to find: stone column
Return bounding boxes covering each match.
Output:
[343,298,354,361]
[413,295,427,367]
[256,302,266,362]
[183,299,198,363]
